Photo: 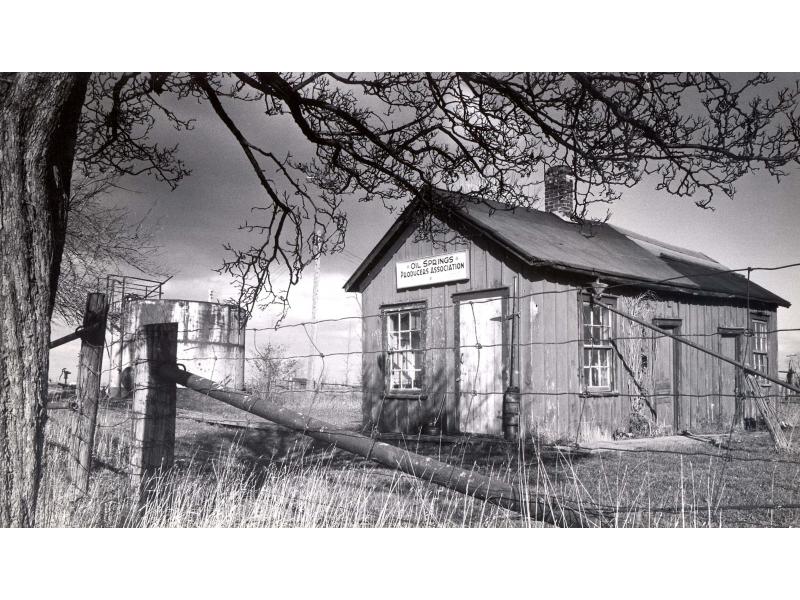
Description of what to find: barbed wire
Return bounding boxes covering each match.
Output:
[43,393,800,527]
[46,259,800,348]
[94,330,800,364]
[81,386,800,467]
[84,360,797,401]
[246,258,800,333]
[41,258,800,526]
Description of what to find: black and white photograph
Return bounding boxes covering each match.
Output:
[1,2,799,597]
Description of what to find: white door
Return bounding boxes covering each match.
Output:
[457,294,505,434]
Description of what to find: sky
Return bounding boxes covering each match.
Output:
[48,74,800,385]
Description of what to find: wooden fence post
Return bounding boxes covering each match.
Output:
[129,322,178,503]
[68,292,109,497]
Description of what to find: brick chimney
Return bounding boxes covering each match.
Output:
[544,165,574,216]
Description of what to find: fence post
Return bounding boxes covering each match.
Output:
[129,322,178,504]
[68,292,109,498]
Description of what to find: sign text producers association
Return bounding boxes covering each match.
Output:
[395,251,469,290]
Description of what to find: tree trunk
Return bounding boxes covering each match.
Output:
[0,73,88,527]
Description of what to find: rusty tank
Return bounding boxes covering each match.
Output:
[109,298,247,396]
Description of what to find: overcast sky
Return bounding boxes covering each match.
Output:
[48,74,800,384]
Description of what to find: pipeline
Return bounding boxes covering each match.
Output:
[157,364,610,528]
[48,321,103,349]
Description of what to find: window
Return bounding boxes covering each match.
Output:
[581,299,615,391]
[384,305,425,392]
[752,318,769,385]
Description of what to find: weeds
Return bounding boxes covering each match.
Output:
[36,407,800,528]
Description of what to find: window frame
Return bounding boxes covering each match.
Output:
[381,301,427,397]
[750,315,770,387]
[579,294,618,394]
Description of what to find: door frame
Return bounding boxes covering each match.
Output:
[718,326,745,427]
[653,318,682,432]
[452,287,509,434]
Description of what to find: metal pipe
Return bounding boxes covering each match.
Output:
[602,300,800,396]
[156,364,608,528]
[48,321,103,349]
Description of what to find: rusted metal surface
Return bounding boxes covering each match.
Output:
[48,321,102,349]
[109,298,247,395]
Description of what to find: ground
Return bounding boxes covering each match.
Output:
[38,387,800,527]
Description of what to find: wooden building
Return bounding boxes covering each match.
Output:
[344,170,790,441]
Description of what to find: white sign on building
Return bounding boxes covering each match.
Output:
[396,251,469,290]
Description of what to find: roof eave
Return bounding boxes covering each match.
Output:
[343,198,422,293]
[446,203,790,308]
[345,191,791,309]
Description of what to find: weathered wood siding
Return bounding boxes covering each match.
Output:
[359,217,781,439]
[360,218,513,434]
[518,275,582,440]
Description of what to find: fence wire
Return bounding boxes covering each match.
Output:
[41,259,800,526]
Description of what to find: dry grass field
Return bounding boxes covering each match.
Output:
[36,389,800,527]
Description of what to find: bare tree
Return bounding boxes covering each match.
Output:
[55,174,166,326]
[248,343,298,404]
[2,71,800,525]
[0,73,89,526]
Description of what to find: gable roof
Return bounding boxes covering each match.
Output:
[344,189,790,308]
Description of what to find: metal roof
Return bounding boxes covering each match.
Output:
[344,189,790,308]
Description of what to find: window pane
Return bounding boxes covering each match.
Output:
[400,331,410,349]
[753,321,767,352]
[385,307,425,391]
[401,369,412,388]
[411,331,421,351]
[413,369,423,389]
[582,300,614,390]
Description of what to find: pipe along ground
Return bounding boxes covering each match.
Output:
[157,364,609,528]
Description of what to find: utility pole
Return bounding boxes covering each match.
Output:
[306,228,322,388]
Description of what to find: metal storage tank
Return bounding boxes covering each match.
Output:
[109,298,247,396]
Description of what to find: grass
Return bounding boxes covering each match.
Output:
[35,390,800,527]
[39,417,527,527]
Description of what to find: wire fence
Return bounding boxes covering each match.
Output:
[42,258,800,526]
